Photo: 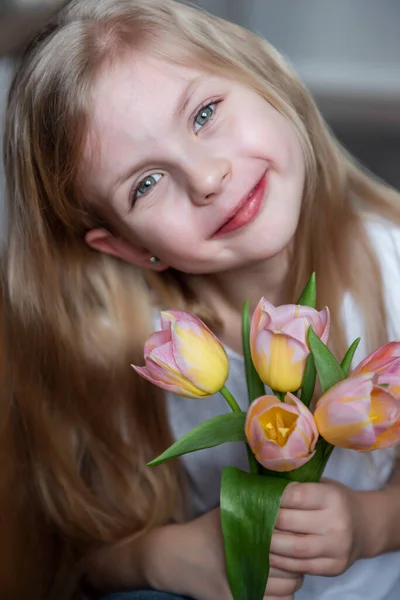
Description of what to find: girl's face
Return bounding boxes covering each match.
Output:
[84,53,306,274]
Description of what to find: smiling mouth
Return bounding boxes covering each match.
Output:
[212,171,269,238]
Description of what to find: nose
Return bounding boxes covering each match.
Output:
[185,155,231,206]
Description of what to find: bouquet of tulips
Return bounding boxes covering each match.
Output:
[133,275,400,600]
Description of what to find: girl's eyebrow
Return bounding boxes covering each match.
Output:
[173,74,206,119]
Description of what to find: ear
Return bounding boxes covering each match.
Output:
[85,228,166,270]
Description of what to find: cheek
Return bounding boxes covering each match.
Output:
[232,104,301,173]
[133,209,198,254]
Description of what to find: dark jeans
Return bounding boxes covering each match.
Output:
[102,592,190,600]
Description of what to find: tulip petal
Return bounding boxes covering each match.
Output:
[252,330,308,392]
[314,374,375,448]
[317,307,330,344]
[246,396,295,458]
[372,421,400,450]
[160,310,202,331]
[280,306,330,345]
[132,365,203,397]
[280,317,310,346]
[315,373,374,411]
[267,304,299,329]
[370,386,400,434]
[250,298,272,359]
[257,298,276,318]
[148,342,207,397]
[354,341,400,375]
[171,320,229,394]
[144,330,170,360]
[284,393,319,443]
[318,413,376,450]
[250,299,269,347]
[377,359,400,397]
[255,452,316,472]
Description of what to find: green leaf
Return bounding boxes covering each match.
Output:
[300,352,316,408]
[307,326,345,394]
[297,273,316,308]
[148,413,247,466]
[221,467,290,600]
[341,338,361,376]
[242,300,265,404]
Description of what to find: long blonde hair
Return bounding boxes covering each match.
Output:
[2,0,400,597]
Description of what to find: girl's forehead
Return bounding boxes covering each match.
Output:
[89,53,230,147]
[94,53,206,97]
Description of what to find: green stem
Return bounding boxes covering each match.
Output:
[246,446,260,475]
[220,386,242,413]
[274,390,285,402]
[220,387,259,475]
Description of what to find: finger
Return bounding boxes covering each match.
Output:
[270,531,325,559]
[270,553,336,576]
[280,482,327,510]
[269,566,302,580]
[274,508,325,534]
[263,596,295,600]
[264,572,303,596]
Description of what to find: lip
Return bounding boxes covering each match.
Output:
[212,171,268,238]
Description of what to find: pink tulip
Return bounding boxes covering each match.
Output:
[353,341,400,375]
[250,299,330,392]
[353,341,400,398]
[245,394,318,472]
[314,373,400,452]
[132,310,229,397]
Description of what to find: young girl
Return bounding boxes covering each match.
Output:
[2,1,400,599]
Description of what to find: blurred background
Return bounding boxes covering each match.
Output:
[1,0,399,219]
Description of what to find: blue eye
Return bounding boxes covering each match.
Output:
[134,173,163,199]
[193,103,216,133]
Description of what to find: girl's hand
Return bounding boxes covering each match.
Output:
[263,567,303,599]
[269,480,374,576]
[144,508,302,600]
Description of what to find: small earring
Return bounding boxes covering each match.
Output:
[150,256,160,265]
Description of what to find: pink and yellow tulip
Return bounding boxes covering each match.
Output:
[245,394,318,472]
[353,341,400,398]
[250,299,330,392]
[314,373,400,452]
[132,310,229,397]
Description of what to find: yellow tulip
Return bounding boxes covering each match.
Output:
[250,299,330,392]
[133,310,229,397]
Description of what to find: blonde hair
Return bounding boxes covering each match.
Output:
[2,0,400,597]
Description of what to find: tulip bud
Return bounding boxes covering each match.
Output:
[314,373,400,452]
[250,299,330,392]
[133,310,229,397]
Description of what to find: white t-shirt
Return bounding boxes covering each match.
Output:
[165,218,400,600]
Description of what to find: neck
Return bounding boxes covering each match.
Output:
[190,251,290,348]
